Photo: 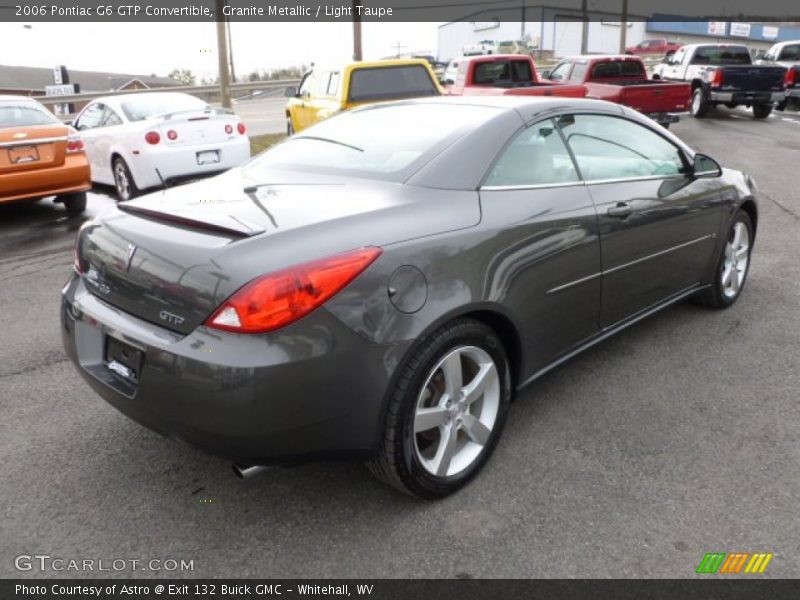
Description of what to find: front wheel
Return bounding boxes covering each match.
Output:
[691,88,710,118]
[752,104,773,119]
[694,210,753,309]
[113,157,138,202]
[368,319,511,498]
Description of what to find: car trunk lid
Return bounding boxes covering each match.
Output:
[0,124,68,174]
[152,109,243,147]
[614,81,691,113]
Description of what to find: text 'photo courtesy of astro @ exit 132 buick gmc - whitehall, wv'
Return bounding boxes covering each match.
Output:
[3,0,800,593]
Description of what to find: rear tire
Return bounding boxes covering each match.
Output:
[690,88,710,118]
[58,191,86,215]
[113,157,138,202]
[752,104,773,119]
[286,118,295,136]
[367,318,511,499]
[693,210,753,309]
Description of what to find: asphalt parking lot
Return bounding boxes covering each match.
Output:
[1,107,799,579]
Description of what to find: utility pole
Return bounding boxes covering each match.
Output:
[215,0,232,108]
[521,1,526,39]
[618,0,628,54]
[580,0,589,54]
[352,1,363,61]
[225,3,236,83]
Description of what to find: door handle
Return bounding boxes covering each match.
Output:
[607,202,633,218]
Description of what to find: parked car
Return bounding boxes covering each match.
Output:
[547,55,690,126]
[653,44,787,119]
[284,59,442,134]
[446,54,586,98]
[0,95,89,214]
[626,38,682,57]
[757,40,800,110]
[73,92,250,201]
[497,40,536,56]
[63,96,758,498]
[463,39,497,56]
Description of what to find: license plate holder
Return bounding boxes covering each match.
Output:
[196,150,220,165]
[8,145,39,164]
[105,336,144,384]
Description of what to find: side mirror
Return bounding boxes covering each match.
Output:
[284,86,298,98]
[693,153,722,178]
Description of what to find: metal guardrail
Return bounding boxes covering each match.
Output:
[35,79,301,107]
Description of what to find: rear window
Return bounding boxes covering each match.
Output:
[591,61,646,79]
[347,66,438,103]
[778,44,800,61]
[472,60,534,86]
[0,101,58,128]
[121,93,208,122]
[243,103,498,181]
[691,46,752,65]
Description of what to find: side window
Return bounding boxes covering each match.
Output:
[671,48,686,65]
[327,71,340,96]
[548,62,572,81]
[484,118,580,187]
[101,108,123,127]
[569,62,588,81]
[75,103,105,130]
[556,114,686,181]
[317,72,331,95]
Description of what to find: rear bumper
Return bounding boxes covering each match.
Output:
[0,154,90,203]
[61,274,409,464]
[785,88,800,99]
[129,137,251,191]
[709,90,786,104]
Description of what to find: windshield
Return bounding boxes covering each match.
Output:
[243,103,499,181]
[121,93,208,121]
[591,60,646,79]
[692,46,752,65]
[0,102,58,128]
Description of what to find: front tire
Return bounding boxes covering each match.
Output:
[752,104,773,119]
[368,319,511,499]
[112,157,138,202]
[58,191,86,215]
[691,88,710,118]
[694,210,753,309]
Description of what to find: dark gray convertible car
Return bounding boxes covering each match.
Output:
[62,97,757,498]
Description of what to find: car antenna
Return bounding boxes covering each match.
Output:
[155,168,168,190]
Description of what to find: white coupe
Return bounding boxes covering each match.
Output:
[72,92,250,200]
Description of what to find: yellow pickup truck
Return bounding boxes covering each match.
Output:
[284,59,442,134]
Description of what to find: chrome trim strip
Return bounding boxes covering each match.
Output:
[603,234,715,276]
[545,234,714,295]
[480,180,586,192]
[0,136,67,148]
[584,173,687,186]
[546,271,602,295]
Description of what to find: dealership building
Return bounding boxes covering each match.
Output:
[438,14,800,61]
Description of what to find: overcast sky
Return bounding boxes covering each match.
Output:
[0,22,440,79]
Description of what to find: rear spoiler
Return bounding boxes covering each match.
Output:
[118,203,264,238]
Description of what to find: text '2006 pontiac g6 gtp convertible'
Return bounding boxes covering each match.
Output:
[62,97,758,498]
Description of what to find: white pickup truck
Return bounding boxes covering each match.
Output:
[757,40,800,110]
[462,40,497,56]
[653,43,787,119]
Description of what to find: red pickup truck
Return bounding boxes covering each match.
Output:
[446,54,586,99]
[547,55,691,127]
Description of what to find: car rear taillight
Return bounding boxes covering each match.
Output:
[145,131,161,145]
[225,124,233,134]
[205,247,383,334]
[166,129,178,141]
[237,122,246,135]
[66,134,84,154]
[711,69,724,87]
[786,68,797,88]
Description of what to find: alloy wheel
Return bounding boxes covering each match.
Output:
[114,162,131,200]
[721,221,750,299]
[413,345,500,477]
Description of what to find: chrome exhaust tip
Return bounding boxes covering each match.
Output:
[232,463,270,479]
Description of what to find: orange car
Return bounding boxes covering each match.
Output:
[0,95,90,214]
